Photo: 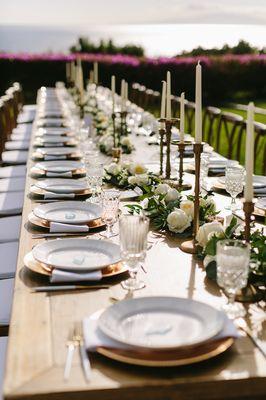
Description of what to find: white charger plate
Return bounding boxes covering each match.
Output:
[35,179,88,194]
[35,161,83,173]
[99,297,224,350]
[32,238,121,271]
[33,201,102,224]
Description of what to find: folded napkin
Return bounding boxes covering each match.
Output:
[46,171,72,177]
[44,155,67,160]
[50,268,102,283]
[44,143,64,147]
[44,192,75,199]
[50,221,89,233]
[254,188,266,196]
[83,312,239,352]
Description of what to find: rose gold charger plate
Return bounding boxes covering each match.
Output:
[30,166,86,178]
[29,185,91,199]
[24,251,127,279]
[28,212,105,231]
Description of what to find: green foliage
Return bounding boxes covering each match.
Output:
[70,36,145,57]
[181,40,265,57]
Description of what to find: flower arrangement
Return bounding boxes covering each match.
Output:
[196,217,266,295]
[126,183,218,234]
[103,162,160,193]
[99,133,134,155]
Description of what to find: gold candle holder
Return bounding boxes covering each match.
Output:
[181,142,204,254]
[159,128,165,176]
[112,147,122,164]
[159,118,179,180]
[176,141,192,191]
[111,112,117,148]
[243,201,254,242]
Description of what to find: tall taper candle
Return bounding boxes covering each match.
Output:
[89,70,94,84]
[180,92,185,142]
[70,62,75,83]
[124,81,128,102]
[244,102,254,201]
[93,62,98,84]
[160,80,166,119]
[121,79,125,112]
[111,75,116,113]
[166,71,171,120]
[195,61,202,143]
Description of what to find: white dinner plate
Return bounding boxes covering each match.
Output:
[99,297,224,350]
[36,147,75,156]
[35,161,83,173]
[32,238,121,271]
[33,201,102,224]
[35,179,88,194]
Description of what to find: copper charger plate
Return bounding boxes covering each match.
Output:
[24,251,127,279]
[31,151,82,161]
[28,212,105,231]
[30,166,86,178]
[29,185,91,199]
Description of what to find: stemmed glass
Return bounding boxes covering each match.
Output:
[84,157,103,203]
[100,190,120,238]
[217,240,250,319]
[200,152,210,192]
[119,214,149,291]
[225,165,245,210]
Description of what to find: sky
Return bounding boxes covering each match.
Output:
[1,0,266,26]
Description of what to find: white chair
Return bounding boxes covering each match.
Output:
[0,336,8,400]
[0,166,26,179]
[0,216,21,243]
[0,192,24,216]
[2,151,28,165]
[0,278,14,327]
[0,242,18,279]
[0,178,25,193]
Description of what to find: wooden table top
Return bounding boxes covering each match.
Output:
[3,100,266,400]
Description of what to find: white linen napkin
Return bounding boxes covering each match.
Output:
[83,313,240,352]
[46,171,72,177]
[50,269,102,283]
[49,222,89,232]
[43,192,75,199]
[44,143,64,147]
[44,155,67,160]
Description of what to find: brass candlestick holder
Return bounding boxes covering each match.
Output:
[243,201,254,242]
[175,141,193,191]
[119,111,128,137]
[181,142,204,254]
[112,147,122,163]
[111,112,117,148]
[159,118,179,180]
[159,127,165,176]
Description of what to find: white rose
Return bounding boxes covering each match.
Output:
[129,163,147,175]
[165,188,180,203]
[140,198,149,209]
[121,137,131,147]
[154,183,170,195]
[180,199,194,219]
[121,161,131,170]
[196,221,224,248]
[167,209,191,233]
[128,176,137,185]
[106,163,121,176]
[135,174,149,186]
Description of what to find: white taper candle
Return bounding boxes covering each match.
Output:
[166,71,171,120]
[244,102,255,201]
[180,92,185,142]
[93,62,98,84]
[195,61,202,143]
[111,75,116,113]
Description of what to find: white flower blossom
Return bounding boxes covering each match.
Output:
[167,209,191,233]
[164,188,180,203]
[196,221,224,248]
[154,183,170,195]
[180,199,194,219]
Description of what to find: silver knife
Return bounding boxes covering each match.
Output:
[31,284,110,292]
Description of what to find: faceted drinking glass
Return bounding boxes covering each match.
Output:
[225,165,245,211]
[100,190,120,238]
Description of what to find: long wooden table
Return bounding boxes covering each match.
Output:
[3,101,266,400]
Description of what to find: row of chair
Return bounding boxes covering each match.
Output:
[130,83,266,175]
[0,83,36,399]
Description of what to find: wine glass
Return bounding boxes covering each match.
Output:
[200,152,210,192]
[217,239,250,318]
[84,158,103,203]
[100,190,120,238]
[225,165,245,210]
[119,214,149,291]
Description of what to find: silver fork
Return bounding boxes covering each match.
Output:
[235,318,266,359]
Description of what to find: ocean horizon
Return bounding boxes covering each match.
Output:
[0,23,266,57]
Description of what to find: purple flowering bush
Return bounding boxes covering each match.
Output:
[0,52,265,103]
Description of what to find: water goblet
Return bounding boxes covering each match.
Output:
[225,165,245,211]
[100,190,120,238]
[84,160,103,203]
[217,239,250,319]
[119,214,149,291]
[200,152,210,192]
